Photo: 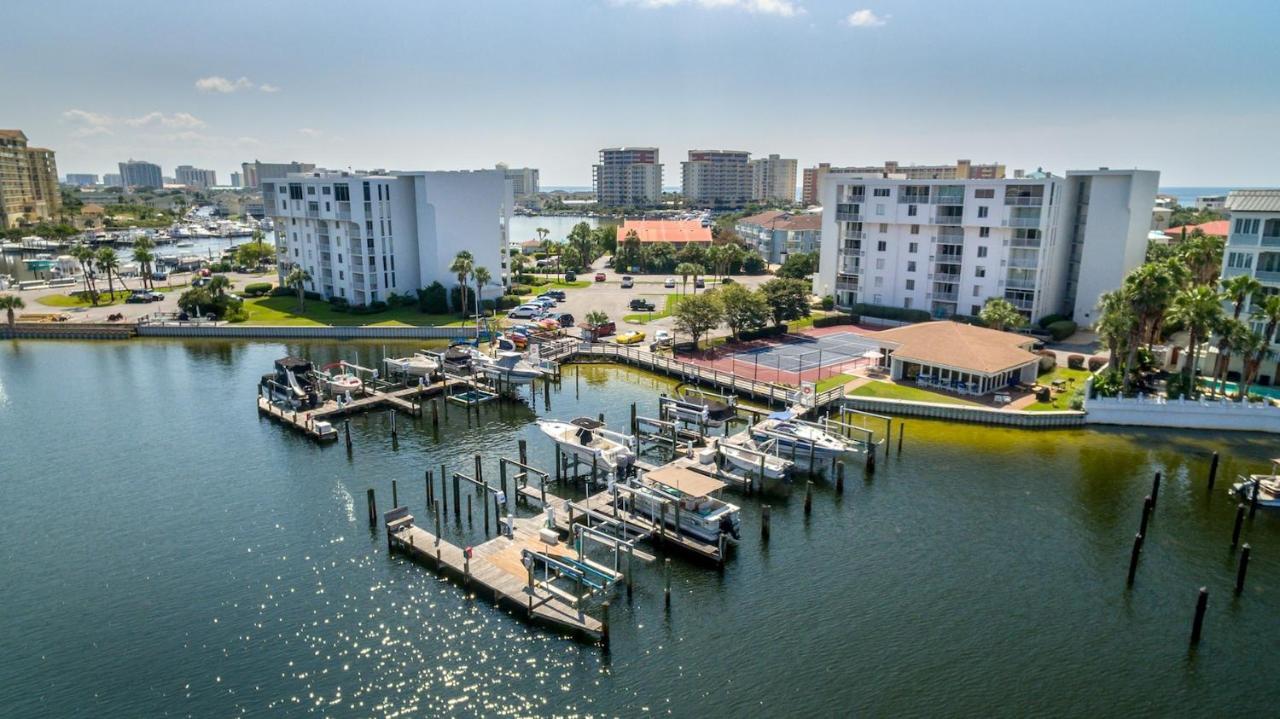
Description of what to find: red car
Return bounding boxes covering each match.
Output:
[594,272,606,282]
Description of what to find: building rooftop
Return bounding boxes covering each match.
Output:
[737,210,822,232]
[1226,189,1280,213]
[870,321,1038,376]
[617,220,712,244]
[1166,220,1229,237]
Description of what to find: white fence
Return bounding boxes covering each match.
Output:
[843,396,1085,428]
[1084,392,1280,433]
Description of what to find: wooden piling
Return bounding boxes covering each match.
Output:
[804,481,813,516]
[1190,587,1208,645]
[602,601,611,648]
[390,409,397,438]
[344,420,352,452]
[366,488,376,527]
[518,439,528,468]
[1249,479,1260,518]
[1150,472,1161,510]
[897,422,905,454]
[865,446,876,475]
[630,402,637,435]
[836,461,845,495]
[392,479,398,508]
[1231,503,1246,549]
[453,470,461,518]
[1236,544,1251,595]
[761,504,771,541]
[468,495,474,528]
[555,444,563,482]
[441,463,450,519]
[664,558,671,609]
[1126,533,1143,586]
[425,470,433,508]
[431,399,439,428]
[1139,496,1153,537]
[1207,451,1219,490]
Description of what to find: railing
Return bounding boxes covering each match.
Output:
[1003,217,1042,228]
[843,231,866,240]
[836,211,864,222]
[1008,257,1039,269]
[932,272,961,282]
[840,262,862,275]
[1261,235,1280,247]
[1004,196,1044,206]
[1255,270,1280,284]
[1009,238,1041,248]
[931,291,959,301]
[898,195,930,204]
[933,215,963,225]
[1005,277,1037,290]
[932,195,965,205]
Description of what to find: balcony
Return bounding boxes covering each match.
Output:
[1005,277,1037,290]
[899,195,930,204]
[1009,237,1041,248]
[844,231,866,241]
[840,260,862,275]
[1004,196,1044,206]
[933,215,963,225]
[1008,256,1039,269]
[1262,234,1280,248]
[1256,270,1280,284]
[336,201,351,220]
[1003,217,1042,228]
[931,291,959,302]
[836,208,863,222]
[932,195,965,205]
[1007,297,1034,311]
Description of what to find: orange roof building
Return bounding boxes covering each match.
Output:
[616,219,712,247]
[1166,220,1228,238]
[867,321,1041,394]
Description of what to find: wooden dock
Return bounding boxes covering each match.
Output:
[387,509,615,640]
[257,379,463,442]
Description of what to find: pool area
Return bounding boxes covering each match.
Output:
[1199,379,1280,400]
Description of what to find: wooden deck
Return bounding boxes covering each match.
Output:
[257,379,464,442]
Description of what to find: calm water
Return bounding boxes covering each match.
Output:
[1,339,1278,717]
[509,215,611,247]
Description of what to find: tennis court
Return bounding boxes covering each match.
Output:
[731,331,884,373]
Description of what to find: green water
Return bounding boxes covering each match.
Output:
[1,339,1278,717]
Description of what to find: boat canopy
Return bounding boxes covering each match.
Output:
[571,417,605,430]
[767,411,795,421]
[644,465,726,498]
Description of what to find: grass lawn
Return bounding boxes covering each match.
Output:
[848,380,982,406]
[1023,366,1092,411]
[816,373,857,392]
[238,296,470,327]
[623,294,679,323]
[37,285,186,308]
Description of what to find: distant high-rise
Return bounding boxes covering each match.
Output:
[65,173,98,186]
[241,160,316,189]
[801,163,832,207]
[175,165,217,189]
[103,173,123,187]
[495,163,539,201]
[682,150,751,210]
[0,129,61,228]
[118,159,163,189]
[230,171,243,188]
[593,147,662,207]
[750,154,797,204]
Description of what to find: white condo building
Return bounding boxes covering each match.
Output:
[682,150,751,209]
[594,147,662,207]
[496,163,539,201]
[750,154,797,203]
[814,168,1158,325]
[265,169,512,308]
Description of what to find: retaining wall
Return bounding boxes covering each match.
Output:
[1,322,136,340]
[842,396,1086,428]
[136,324,472,340]
[1084,393,1280,433]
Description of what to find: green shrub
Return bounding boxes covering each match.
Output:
[242,282,272,297]
[1087,356,1107,372]
[328,297,350,313]
[1046,320,1078,341]
[950,314,988,327]
[820,295,835,311]
[496,294,521,310]
[416,281,448,314]
[270,286,293,297]
[1093,369,1123,398]
[1036,350,1057,374]
[812,315,854,328]
[515,273,537,284]
[850,303,931,324]
[738,325,788,341]
[1067,354,1085,370]
[1037,313,1069,329]
[511,284,533,296]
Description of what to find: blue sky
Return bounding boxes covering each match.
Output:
[5,0,1278,186]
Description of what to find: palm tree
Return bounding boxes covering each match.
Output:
[0,294,24,330]
[509,253,529,281]
[1235,328,1269,400]
[1178,231,1224,287]
[1222,274,1263,319]
[705,244,726,281]
[1244,294,1280,393]
[285,265,312,312]
[1121,262,1178,391]
[133,237,156,290]
[471,266,492,325]
[1096,289,1136,372]
[979,297,1025,332]
[208,274,232,298]
[95,246,125,298]
[449,250,474,315]
[674,262,701,296]
[70,242,98,303]
[1168,284,1224,388]
[560,246,582,275]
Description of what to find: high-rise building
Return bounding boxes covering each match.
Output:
[0,130,61,229]
[681,150,751,210]
[495,164,539,201]
[801,163,832,207]
[229,171,242,187]
[593,147,662,207]
[813,168,1158,326]
[803,160,1005,207]
[241,160,316,189]
[118,160,163,189]
[750,154,797,204]
[175,165,217,189]
[264,169,512,308]
[103,173,123,187]
[65,173,98,186]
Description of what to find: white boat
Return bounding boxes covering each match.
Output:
[321,371,362,395]
[537,417,635,473]
[719,437,791,480]
[630,465,741,542]
[662,389,735,427]
[1231,458,1280,510]
[478,351,543,385]
[751,411,856,463]
[383,352,439,378]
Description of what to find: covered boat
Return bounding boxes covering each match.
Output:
[663,389,736,427]
[631,465,741,542]
[383,352,439,378]
[259,356,321,409]
[751,411,855,463]
[537,417,635,474]
[719,436,791,480]
[477,351,543,385]
[1232,459,1280,509]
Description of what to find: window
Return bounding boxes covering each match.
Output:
[906,279,915,290]
[338,254,343,264]
[873,188,890,197]
[1235,218,1261,234]
[366,220,374,234]
[877,240,887,251]
[971,304,982,315]
[322,186,331,195]
[1228,252,1253,269]
[907,261,917,272]
[908,204,918,217]
[340,287,346,298]
[975,189,995,199]
[325,202,330,211]
[910,225,920,235]
[879,223,888,233]
[979,227,990,238]
[977,206,989,219]
[288,183,303,200]
[973,285,982,297]
[873,293,883,304]
[334,184,350,201]
[293,248,299,257]
[307,186,316,195]
[977,246,988,258]
[904,297,913,309]
[908,242,918,253]
[876,204,885,216]
[875,258,885,270]
[363,182,371,202]
[338,270,345,280]
[874,276,884,288]
[975,266,986,278]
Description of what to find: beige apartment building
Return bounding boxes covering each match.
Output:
[0,130,61,229]
[750,154,797,203]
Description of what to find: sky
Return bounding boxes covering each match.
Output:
[5,0,1279,187]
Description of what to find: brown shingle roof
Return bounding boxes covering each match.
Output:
[737,210,822,232]
[617,220,712,244]
[869,321,1038,376]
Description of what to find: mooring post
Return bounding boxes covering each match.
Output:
[601,600,611,647]
[1231,503,1246,549]
[1236,544,1252,595]
[659,502,667,542]
[392,479,398,508]
[518,439,528,468]
[1139,496,1153,537]
[804,481,813,516]
[1126,533,1143,586]
[344,420,352,452]
[453,471,461,518]
[555,444,562,482]
[1190,587,1209,645]
[897,422,905,454]
[441,463,450,519]
[475,453,483,489]
[664,558,671,609]
[1207,451,1219,490]
[717,532,727,567]
[836,461,845,495]
[576,365,580,399]
[468,494,474,528]
[761,504,771,541]
[630,402,637,435]
[390,408,397,439]
[1150,472,1161,510]
[366,488,376,527]
[884,418,891,459]
[431,399,439,429]
[865,446,876,475]
[1249,479,1260,518]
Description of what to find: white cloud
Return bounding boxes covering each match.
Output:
[613,0,803,17]
[258,83,281,94]
[62,108,112,127]
[298,128,324,138]
[126,112,207,129]
[844,9,887,27]
[195,75,281,94]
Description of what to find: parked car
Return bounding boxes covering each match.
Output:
[615,331,646,345]
[654,329,673,346]
[507,305,540,319]
[125,292,153,304]
[542,289,567,301]
[550,312,575,328]
[594,272,606,282]
[620,275,634,288]
[564,271,577,282]
[663,277,676,288]
[151,270,168,281]
[694,277,705,289]
[629,298,656,312]
[192,277,211,288]
[579,320,616,340]
[532,297,556,309]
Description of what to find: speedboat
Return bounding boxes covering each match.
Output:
[663,389,736,428]
[719,436,791,480]
[751,411,855,463]
[630,465,741,543]
[384,352,439,378]
[477,351,543,385]
[1232,459,1280,509]
[537,417,635,474]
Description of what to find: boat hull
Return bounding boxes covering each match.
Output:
[631,493,740,543]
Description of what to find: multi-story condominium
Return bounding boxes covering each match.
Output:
[802,160,1005,207]
[682,150,751,209]
[65,173,98,186]
[175,165,217,189]
[813,168,1158,326]
[229,172,243,188]
[495,163,539,201]
[0,130,61,229]
[593,147,662,207]
[801,163,832,207]
[1220,190,1280,378]
[103,173,123,187]
[118,160,163,189]
[242,160,316,189]
[735,210,822,264]
[750,154,797,204]
[265,169,512,308]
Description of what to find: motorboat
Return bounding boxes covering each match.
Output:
[630,465,741,543]
[259,356,321,409]
[477,351,543,385]
[383,352,439,378]
[537,417,635,474]
[441,344,479,375]
[718,436,791,480]
[1232,459,1280,509]
[751,411,856,463]
[318,362,363,395]
[663,389,736,428]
